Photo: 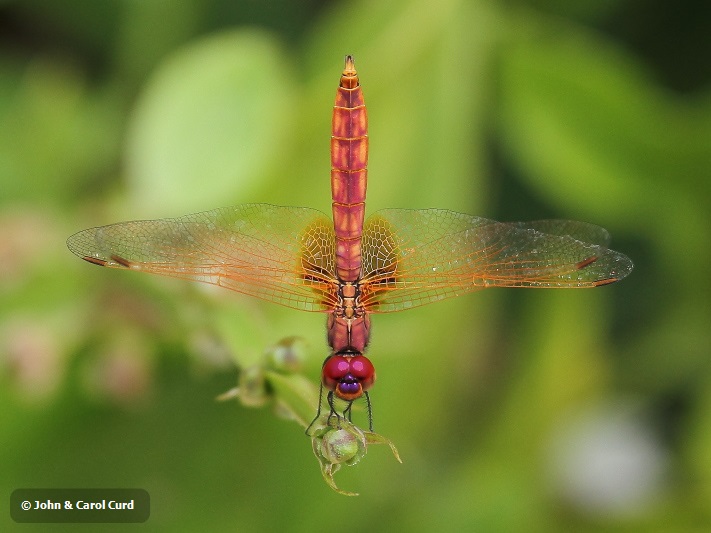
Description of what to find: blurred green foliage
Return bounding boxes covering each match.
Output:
[1,0,710,530]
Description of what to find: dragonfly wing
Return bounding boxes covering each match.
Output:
[515,220,611,247]
[360,208,633,313]
[67,204,338,312]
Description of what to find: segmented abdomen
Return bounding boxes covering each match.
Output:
[331,56,368,282]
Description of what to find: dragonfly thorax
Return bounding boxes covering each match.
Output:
[336,281,364,320]
[327,281,371,355]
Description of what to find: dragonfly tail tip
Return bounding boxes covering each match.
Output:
[343,55,356,75]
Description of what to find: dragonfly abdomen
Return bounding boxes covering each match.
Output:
[331,56,368,282]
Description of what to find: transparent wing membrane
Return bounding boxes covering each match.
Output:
[67,204,339,312]
[360,208,633,312]
[68,205,632,315]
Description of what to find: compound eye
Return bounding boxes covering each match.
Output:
[349,355,375,391]
[349,355,374,379]
[322,355,349,390]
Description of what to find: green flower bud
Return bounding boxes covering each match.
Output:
[236,365,267,407]
[309,416,401,495]
[321,428,361,465]
[264,337,305,374]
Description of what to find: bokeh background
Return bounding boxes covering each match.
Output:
[1,0,710,530]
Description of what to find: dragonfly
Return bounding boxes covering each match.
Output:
[67,56,633,430]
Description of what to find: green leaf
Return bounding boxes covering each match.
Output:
[498,23,699,224]
[0,59,117,205]
[125,30,293,213]
[265,371,318,429]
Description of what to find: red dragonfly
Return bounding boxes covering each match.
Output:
[67,56,632,429]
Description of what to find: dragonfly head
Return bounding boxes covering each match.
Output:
[322,353,375,401]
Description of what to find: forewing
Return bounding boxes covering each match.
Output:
[67,204,338,312]
[516,220,611,246]
[360,208,633,313]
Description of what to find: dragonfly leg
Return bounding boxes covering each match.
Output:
[364,391,373,432]
[326,391,343,428]
[305,381,325,434]
[343,401,353,422]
